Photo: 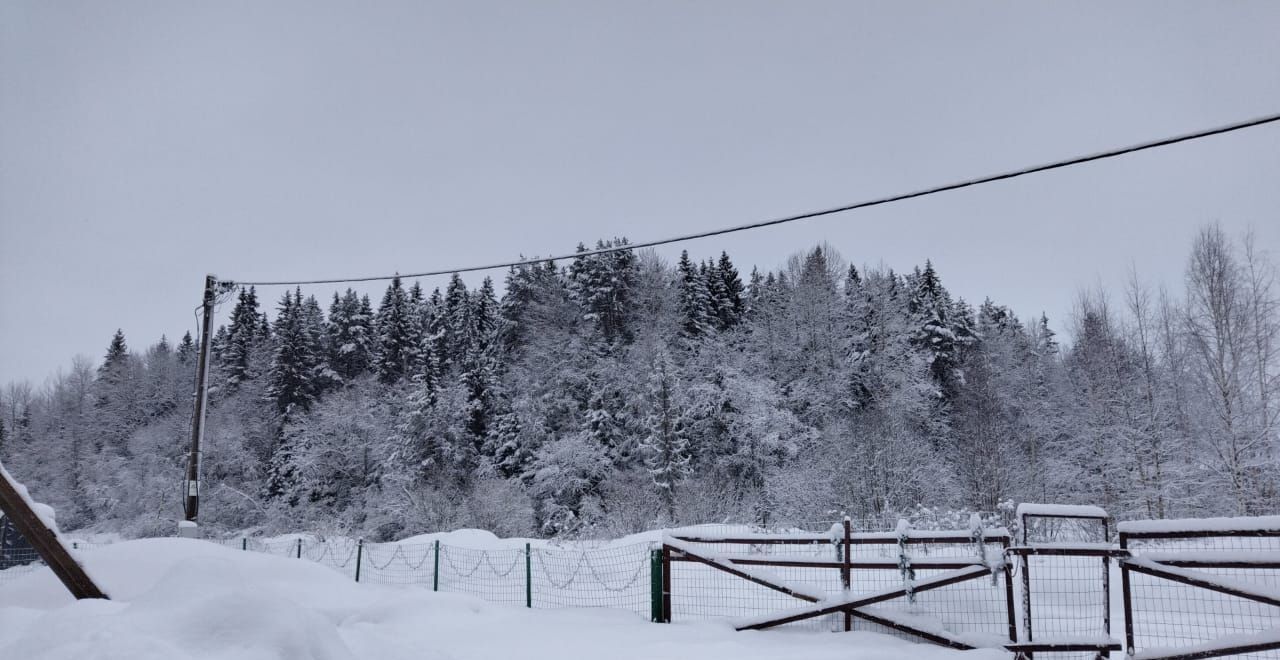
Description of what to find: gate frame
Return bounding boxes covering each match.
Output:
[1119,518,1280,660]
[661,525,1017,649]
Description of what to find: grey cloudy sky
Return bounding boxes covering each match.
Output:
[2,1,1279,386]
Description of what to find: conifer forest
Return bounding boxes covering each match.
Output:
[1,224,1277,540]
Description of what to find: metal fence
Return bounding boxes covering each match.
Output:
[1120,519,1280,660]
[196,535,658,617]
[4,510,1279,660]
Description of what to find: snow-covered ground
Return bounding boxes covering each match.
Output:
[0,538,1002,660]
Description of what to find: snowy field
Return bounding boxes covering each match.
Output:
[0,538,1003,660]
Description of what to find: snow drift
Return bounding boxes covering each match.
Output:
[0,538,1001,660]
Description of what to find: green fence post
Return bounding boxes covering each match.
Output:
[525,543,532,608]
[650,549,664,622]
[354,538,363,582]
[433,539,440,592]
[241,538,247,551]
[296,538,302,559]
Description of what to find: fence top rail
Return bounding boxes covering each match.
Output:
[1117,515,1280,538]
[669,533,833,545]
[1016,503,1109,520]
[1138,550,1280,565]
[1006,544,1128,558]
[670,528,1010,546]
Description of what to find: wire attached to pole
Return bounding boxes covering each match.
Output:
[227,111,1280,288]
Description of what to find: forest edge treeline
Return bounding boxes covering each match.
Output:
[1,224,1276,541]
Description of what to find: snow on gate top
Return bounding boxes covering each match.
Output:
[1015,503,1109,519]
[1118,515,1280,535]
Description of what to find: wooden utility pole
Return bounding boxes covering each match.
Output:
[182,274,218,531]
[0,464,108,599]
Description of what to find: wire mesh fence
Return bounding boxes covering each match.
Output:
[0,538,111,588]
[1121,522,1280,660]
[5,510,1280,660]
[0,545,43,587]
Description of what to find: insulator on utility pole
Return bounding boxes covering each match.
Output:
[181,274,218,538]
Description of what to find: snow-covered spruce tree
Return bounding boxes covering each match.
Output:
[404,282,428,374]
[93,329,143,455]
[141,334,178,420]
[640,349,691,522]
[568,239,637,344]
[266,289,326,415]
[374,277,413,383]
[714,252,746,330]
[220,287,266,392]
[677,250,715,339]
[326,289,374,383]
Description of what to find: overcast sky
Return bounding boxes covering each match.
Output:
[3,1,1279,386]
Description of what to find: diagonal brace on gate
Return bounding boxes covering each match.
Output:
[662,538,825,603]
[733,564,991,631]
[1125,558,1280,609]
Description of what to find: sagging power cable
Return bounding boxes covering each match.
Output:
[228,111,1280,288]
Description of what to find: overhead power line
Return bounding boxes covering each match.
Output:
[229,111,1280,288]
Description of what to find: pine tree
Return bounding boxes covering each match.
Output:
[94,329,140,453]
[568,239,637,343]
[746,267,765,316]
[846,264,861,289]
[374,276,415,383]
[444,273,473,364]
[909,260,968,390]
[177,331,196,367]
[98,329,129,378]
[267,289,323,414]
[488,404,531,479]
[473,277,500,355]
[328,289,374,383]
[677,251,714,338]
[640,350,691,521]
[1036,312,1058,354]
[405,282,428,373]
[222,287,263,389]
[716,252,745,329]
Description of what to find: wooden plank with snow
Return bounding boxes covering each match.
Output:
[0,462,108,600]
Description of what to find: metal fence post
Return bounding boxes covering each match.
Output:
[842,517,852,632]
[354,538,363,583]
[525,542,532,608]
[1120,534,1135,657]
[650,549,664,622]
[1020,552,1033,643]
[1001,536,1017,644]
[661,544,672,623]
[433,539,440,592]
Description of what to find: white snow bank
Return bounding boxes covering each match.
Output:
[1016,503,1109,519]
[1118,515,1280,535]
[0,538,1000,660]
